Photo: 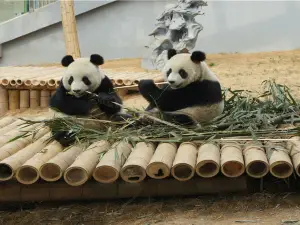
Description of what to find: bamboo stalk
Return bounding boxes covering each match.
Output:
[171,142,197,181]
[60,0,81,58]
[286,137,300,177]
[0,127,49,161]
[146,142,177,179]
[220,142,245,178]
[93,141,132,183]
[39,144,84,182]
[120,142,155,183]
[243,141,269,178]
[40,90,50,108]
[264,141,293,178]
[16,140,63,185]
[20,90,30,109]
[30,90,40,108]
[64,140,110,186]
[195,143,220,178]
[8,90,20,110]
[0,132,51,181]
[0,86,8,116]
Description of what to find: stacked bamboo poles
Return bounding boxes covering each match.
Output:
[171,142,197,181]
[39,144,84,182]
[146,142,177,179]
[196,143,220,178]
[93,141,132,183]
[0,132,52,181]
[120,142,156,183]
[265,141,293,178]
[16,140,63,184]
[64,140,110,186]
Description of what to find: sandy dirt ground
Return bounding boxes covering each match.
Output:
[1,49,300,225]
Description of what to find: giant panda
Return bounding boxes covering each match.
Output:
[49,54,128,146]
[138,49,224,125]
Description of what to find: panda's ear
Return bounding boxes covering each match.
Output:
[61,55,74,67]
[191,51,206,64]
[167,49,177,60]
[90,54,104,66]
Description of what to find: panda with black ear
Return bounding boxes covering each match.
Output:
[138,49,224,125]
[49,54,128,146]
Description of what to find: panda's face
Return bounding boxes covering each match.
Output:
[162,53,202,89]
[62,58,105,97]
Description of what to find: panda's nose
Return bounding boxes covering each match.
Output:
[73,89,81,93]
[169,81,175,84]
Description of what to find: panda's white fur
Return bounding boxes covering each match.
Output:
[138,49,224,125]
[62,58,106,98]
[162,53,220,89]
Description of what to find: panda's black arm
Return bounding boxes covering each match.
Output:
[138,79,223,111]
[49,82,91,115]
[94,76,122,115]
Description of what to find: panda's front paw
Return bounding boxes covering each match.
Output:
[138,79,158,97]
[97,93,116,108]
[52,130,76,147]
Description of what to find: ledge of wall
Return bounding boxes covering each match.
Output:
[0,0,118,44]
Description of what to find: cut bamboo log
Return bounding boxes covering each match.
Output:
[64,140,110,186]
[195,143,220,178]
[60,0,81,58]
[0,86,8,116]
[0,132,51,181]
[19,90,30,109]
[0,127,50,161]
[0,119,24,135]
[0,116,16,129]
[220,142,245,178]
[286,136,300,177]
[286,136,300,176]
[8,90,20,110]
[16,140,63,185]
[265,141,293,179]
[40,90,50,108]
[171,142,197,181]
[120,142,156,183]
[243,141,269,178]
[93,141,132,183]
[146,143,177,179]
[39,144,84,182]
[30,90,40,108]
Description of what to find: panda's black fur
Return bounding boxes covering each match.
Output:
[138,49,224,125]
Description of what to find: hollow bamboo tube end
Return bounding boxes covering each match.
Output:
[120,165,146,183]
[115,79,124,86]
[64,166,89,186]
[93,166,119,183]
[146,142,177,179]
[287,136,300,177]
[171,142,197,181]
[39,163,63,182]
[243,141,269,178]
[0,163,14,181]
[196,143,220,178]
[1,79,9,86]
[220,142,245,178]
[16,165,39,185]
[265,141,293,179]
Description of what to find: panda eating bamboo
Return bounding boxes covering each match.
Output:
[138,49,224,125]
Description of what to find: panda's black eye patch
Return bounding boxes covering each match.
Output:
[68,76,74,85]
[82,76,91,86]
[166,68,172,77]
[179,69,188,79]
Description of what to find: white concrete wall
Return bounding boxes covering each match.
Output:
[0,0,299,66]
